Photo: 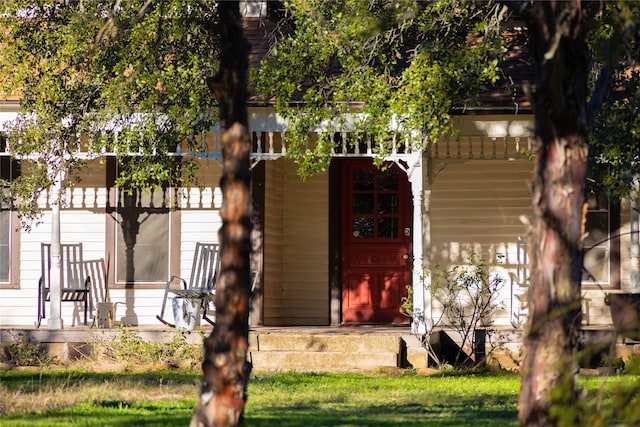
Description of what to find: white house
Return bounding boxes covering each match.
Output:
[0,7,636,335]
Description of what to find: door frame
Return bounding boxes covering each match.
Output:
[329,158,413,325]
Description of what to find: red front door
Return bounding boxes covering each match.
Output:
[341,160,411,323]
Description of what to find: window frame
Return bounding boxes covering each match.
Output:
[0,209,21,289]
[0,136,20,289]
[105,157,180,290]
[581,190,620,290]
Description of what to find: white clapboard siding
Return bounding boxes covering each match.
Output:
[281,160,328,325]
[107,288,168,326]
[263,159,285,326]
[430,160,533,326]
[262,159,328,326]
[0,206,106,326]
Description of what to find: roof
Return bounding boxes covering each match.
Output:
[243,17,277,70]
[475,27,533,112]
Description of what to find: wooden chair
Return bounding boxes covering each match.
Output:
[37,243,92,327]
[157,242,221,328]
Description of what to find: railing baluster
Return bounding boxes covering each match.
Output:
[268,131,274,155]
[354,132,360,155]
[256,132,262,154]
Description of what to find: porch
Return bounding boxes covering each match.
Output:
[0,324,632,372]
[0,108,540,329]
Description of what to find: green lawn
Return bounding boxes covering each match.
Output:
[0,369,638,426]
[246,371,519,427]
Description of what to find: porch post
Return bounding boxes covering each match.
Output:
[408,153,432,335]
[48,170,63,330]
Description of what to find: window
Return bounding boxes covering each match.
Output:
[106,158,180,288]
[350,165,401,240]
[0,205,10,282]
[0,135,19,288]
[115,188,171,283]
[582,188,620,287]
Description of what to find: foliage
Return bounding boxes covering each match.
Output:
[0,1,219,226]
[1,332,58,367]
[429,254,506,368]
[253,0,505,177]
[588,2,640,199]
[623,354,640,375]
[549,370,640,427]
[399,283,413,318]
[590,70,640,199]
[87,327,203,369]
[401,254,506,369]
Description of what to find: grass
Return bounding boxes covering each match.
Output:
[246,370,520,426]
[0,369,638,426]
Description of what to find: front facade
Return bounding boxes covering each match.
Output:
[0,104,634,331]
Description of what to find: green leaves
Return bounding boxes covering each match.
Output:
[253,0,504,177]
[586,2,640,198]
[589,70,640,199]
[0,1,219,225]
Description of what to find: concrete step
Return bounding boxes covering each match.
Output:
[248,332,403,372]
[252,333,401,353]
[250,350,399,371]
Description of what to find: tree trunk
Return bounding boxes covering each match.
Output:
[191,2,252,426]
[516,2,590,426]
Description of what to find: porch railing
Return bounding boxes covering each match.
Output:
[0,130,534,162]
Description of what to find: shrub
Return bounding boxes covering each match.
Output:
[88,326,203,369]
[401,254,506,369]
[431,254,506,367]
[2,332,58,367]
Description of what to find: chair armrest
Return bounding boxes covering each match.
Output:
[167,275,188,290]
[38,276,50,293]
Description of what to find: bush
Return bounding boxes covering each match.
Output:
[2,332,58,367]
[401,254,506,369]
[88,326,203,369]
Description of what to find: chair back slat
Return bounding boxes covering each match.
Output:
[188,243,220,291]
[41,243,86,290]
[38,242,90,327]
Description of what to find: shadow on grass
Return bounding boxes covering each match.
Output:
[1,403,517,427]
[0,401,194,427]
[0,369,201,391]
[245,402,517,427]
[1,370,521,426]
